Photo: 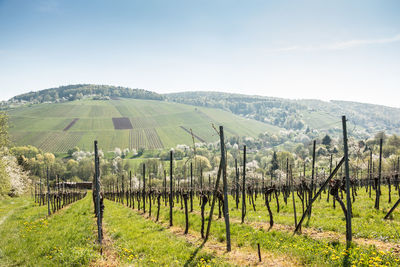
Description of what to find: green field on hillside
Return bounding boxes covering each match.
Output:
[8,98,280,152]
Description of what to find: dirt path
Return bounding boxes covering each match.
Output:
[136,211,300,267]
[89,216,120,266]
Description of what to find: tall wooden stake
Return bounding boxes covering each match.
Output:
[375,138,383,209]
[169,150,173,226]
[143,164,146,213]
[342,116,352,244]
[94,140,102,244]
[219,126,231,251]
[308,140,316,218]
[46,166,50,216]
[242,145,246,223]
[190,162,193,212]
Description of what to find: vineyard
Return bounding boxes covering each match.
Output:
[96,122,400,266]
[7,98,275,152]
[3,118,400,266]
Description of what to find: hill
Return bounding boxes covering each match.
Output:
[7,97,281,153]
[166,91,400,138]
[9,84,163,103]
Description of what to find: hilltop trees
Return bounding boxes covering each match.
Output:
[11,84,164,103]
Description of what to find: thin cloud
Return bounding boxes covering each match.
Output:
[276,34,400,52]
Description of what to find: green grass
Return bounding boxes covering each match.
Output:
[8,98,282,152]
[0,194,98,266]
[221,186,400,242]
[103,199,232,266]
[126,188,400,266]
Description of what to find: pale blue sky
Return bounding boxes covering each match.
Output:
[0,0,399,107]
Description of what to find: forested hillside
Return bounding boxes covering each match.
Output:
[166,91,400,138]
[10,84,163,103]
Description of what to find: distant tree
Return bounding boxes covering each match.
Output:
[317,146,328,156]
[322,134,332,147]
[388,134,400,148]
[374,131,387,143]
[43,94,52,102]
[68,146,80,157]
[270,151,279,175]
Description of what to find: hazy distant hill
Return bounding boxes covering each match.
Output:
[166,91,400,138]
[10,84,163,103]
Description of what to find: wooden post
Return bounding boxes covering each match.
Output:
[242,145,246,224]
[375,138,383,210]
[219,126,231,251]
[384,197,400,219]
[164,170,167,206]
[309,140,316,218]
[235,158,239,209]
[169,150,173,227]
[46,166,51,216]
[184,192,189,234]
[94,140,102,245]
[129,171,132,208]
[342,116,352,244]
[143,164,146,213]
[291,165,297,228]
[190,162,193,212]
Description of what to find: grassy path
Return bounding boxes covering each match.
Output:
[0,195,98,266]
[102,198,234,266]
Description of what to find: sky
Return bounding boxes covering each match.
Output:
[0,0,399,107]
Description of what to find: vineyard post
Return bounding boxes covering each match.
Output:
[242,145,246,224]
[200,163,203,191]
[291,165,297,228]
[164,170,167,206]
[143,164,146,213]
[94,140,102,245]
[129,171,132,208]
[34,181,37,203]
[308,140,316,218]
[375,138,383,209]
[121,175,124,205]
[169,150,173,226]
[327,154,332,202]
[183,192,189,234]
[384,197,400,219]
[285,158,289,204]
[149,170,152,217]
[342,115,352,244]
[190,162,193,212]
[39,175,42,206]
[397,157,400,194]
[46,166,50,216]
[369,150,373,198]
[219,126,231,251]
[235,158,239,209]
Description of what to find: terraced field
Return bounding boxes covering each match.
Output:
[8,98,281,152]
